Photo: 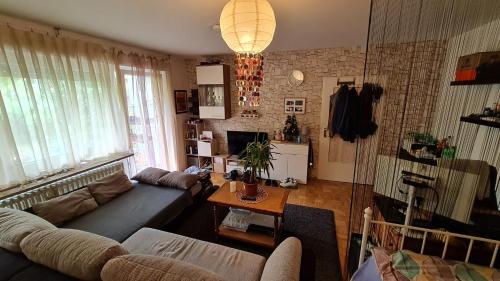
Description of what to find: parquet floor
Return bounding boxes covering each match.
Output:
[211,174,352,280]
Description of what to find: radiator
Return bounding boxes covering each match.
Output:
[0,162,124,210]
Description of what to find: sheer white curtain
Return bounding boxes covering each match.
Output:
[117,54,179,172]
[0,26,129,188]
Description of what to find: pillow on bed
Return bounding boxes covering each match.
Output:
[32,188,98,225]
[88,170,133,205]
[157,171,199,190]
[390,250,500,281]
[131,167,169,185]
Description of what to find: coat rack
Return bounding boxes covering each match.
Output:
[337,78,356,86]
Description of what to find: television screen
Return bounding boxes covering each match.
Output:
[227,131,268,157]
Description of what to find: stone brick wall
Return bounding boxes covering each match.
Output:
[364,40,447,156]
[185,47,366,176]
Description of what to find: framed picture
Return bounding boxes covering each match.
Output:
[174,90,188,114]
[284,98,306,114]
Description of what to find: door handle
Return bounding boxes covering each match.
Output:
[323,128,327,138]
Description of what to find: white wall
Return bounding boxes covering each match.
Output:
[170,55,192,170]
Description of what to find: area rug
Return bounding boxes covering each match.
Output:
[164,201,341,281]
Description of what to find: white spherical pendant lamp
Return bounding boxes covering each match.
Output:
[220,0,276,54]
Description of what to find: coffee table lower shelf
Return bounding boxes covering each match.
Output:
[218,226,276,248]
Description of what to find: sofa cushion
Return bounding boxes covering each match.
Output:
[157,171,199,189]
[88,170,133,205]
[20,228,128,281]
[123,228,266,281]
[32,188,98,225]
[0,247,33,281]
[101,254,224,281]
[62,183,191,242]
[8,263,78,281]
[131,167,169,185]
[261,237,302,281]
[0,208,56,253]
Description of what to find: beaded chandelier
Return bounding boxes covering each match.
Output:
[235,53,264,106]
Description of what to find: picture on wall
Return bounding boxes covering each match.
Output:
[284,98,306,114]
[174,90,188,114]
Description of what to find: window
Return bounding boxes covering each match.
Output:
[120,65,178,172]
[0,28,129,189]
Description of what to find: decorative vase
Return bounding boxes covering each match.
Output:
[243,182,258,197]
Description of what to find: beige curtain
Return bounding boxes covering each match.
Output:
[0,25,130,188]
[117,53,179,172]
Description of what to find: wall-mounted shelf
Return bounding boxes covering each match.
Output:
[460,116,500,129]
[398,148,437,166]
[450,80,500,86]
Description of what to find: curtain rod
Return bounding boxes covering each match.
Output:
[0,14,171,60]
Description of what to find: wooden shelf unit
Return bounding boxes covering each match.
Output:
[183,121,203,167]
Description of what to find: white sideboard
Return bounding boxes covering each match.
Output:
[269,141,309,184]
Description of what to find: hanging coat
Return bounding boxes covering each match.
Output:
[358,83,378,138]
[330,85,349,136]
[338,87,359,143]
[328,90,338,137]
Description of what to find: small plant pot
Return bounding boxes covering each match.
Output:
[243,182,258,197]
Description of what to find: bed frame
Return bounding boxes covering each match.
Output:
[358,207,500,269]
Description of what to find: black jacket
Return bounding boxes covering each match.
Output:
[330,85,359,142]
[358,83,378,138]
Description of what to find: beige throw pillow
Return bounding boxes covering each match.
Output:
[131,167,169,185]
[32,188,98,225]
[101,254,224,281]
[88,170,133,205]
[20,228,128,281]
[0,208,56,253]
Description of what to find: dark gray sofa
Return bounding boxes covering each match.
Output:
[0,181,194,281]
[62,182,192,242]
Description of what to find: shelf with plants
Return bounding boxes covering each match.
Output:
[450,80,500,86]
[460,116,500,129]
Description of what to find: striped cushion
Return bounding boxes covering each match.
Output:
[20,228,128,281]
[101,254,224,281]
[0,208,56,252]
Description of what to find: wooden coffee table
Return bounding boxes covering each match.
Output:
[208,181,289,248]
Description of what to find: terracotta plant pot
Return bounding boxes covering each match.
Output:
[243,182,258,197]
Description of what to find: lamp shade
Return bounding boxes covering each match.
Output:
[220,0,276,54]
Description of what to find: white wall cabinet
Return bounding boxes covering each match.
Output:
[269,141,309,184]
[196,64,231,119]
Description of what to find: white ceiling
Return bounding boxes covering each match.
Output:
[0,0,370,56]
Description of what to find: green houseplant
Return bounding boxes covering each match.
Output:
[240,137,275,197]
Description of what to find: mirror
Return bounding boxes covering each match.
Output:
[288,70,304,86]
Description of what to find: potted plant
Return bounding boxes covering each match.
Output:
[240,137,275,197]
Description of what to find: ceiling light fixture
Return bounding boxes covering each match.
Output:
[220,0,276,54]
[219,0,276,107]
